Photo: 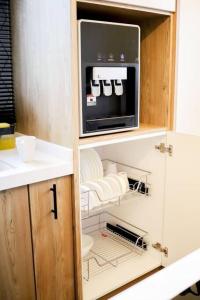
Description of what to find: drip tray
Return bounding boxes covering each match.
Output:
[85,115,136,132]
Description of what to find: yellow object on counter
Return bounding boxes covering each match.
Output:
[0,123,15,150]
[0,123,10,129]
[0,135,15,150]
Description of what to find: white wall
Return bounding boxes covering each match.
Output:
[175,0,200,136]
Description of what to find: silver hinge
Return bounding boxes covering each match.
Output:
[155,143,173,156]
[152,242,168,257]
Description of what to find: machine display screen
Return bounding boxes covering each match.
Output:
[80,21,139,64]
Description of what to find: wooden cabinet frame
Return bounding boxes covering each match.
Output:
[71,1,177,299]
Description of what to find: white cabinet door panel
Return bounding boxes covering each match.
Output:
[110,249,200,300]
[97,135,167,244]
[175,0,200,136]
[105,0,176,12]
[163,132,200,266]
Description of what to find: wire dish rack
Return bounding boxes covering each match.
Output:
[82,212,149,281]
[81,160,151,218]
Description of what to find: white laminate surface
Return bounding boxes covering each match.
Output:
[175,0,200,136]
[110,249,200,300]
[105,0,176,12]
[0,138,73,191]
[79,131,166,150]
[84,247,161,300]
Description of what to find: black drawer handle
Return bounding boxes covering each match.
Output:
[50,184,58,219]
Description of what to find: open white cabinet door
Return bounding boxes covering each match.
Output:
[163,131,200,266]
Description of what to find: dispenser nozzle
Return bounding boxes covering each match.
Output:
[114,80,123,96]
[90,80,101,97]
[102,80,112,97]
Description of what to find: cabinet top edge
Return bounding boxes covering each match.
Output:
[76,0,175,16]
[79,125,167,149]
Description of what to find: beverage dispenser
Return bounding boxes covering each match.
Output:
[78,20,140,137]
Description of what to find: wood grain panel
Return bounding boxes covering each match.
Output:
[140,16,172,127]
[0,186,36,300]
[29,176,75,300]
[11,0,73,147]
[71,0,84,299]
[168,12,177,130]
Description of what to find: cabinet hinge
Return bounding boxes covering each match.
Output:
[152,242,168,257]
[155,143,173,156]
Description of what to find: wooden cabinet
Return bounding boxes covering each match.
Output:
[0,186,35,300]
[29,176,75,300]
[105,0,176,12]
[11,0,73,148]
[0,176,74,300]
[74,1,177,297]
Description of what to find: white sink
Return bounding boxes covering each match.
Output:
[0,161,13,172]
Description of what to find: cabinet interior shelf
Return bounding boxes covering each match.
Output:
[77,1,175,297]
[79,124,167,149]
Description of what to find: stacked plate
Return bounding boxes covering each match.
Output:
[80,149,129,211]
[80,149,103,183]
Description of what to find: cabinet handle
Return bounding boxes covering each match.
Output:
[50,184,58,219]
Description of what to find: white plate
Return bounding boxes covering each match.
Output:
[108,173,128,194]
[97,178,113,201]
[118,172,129,192]
[80,151,90,183]
[104,175,122,198]
[84,181,104,209]
[104,161,118,176]
[91,149,103,180]
[80,184,90,212]
[80,149,103,183]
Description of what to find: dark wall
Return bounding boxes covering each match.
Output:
[0,0,15,126]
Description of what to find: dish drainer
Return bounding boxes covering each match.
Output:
[82,212,149,281]
[81,160,151,218]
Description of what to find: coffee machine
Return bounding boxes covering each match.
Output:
[78,20,140,137]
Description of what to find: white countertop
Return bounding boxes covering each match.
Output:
[0,138,73,191]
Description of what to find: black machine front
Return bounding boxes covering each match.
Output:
[78,20,140,137]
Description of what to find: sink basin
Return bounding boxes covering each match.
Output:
[0,161,13,172]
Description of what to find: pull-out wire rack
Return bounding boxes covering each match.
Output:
[82,212,149,281]
[81,160,151,218]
